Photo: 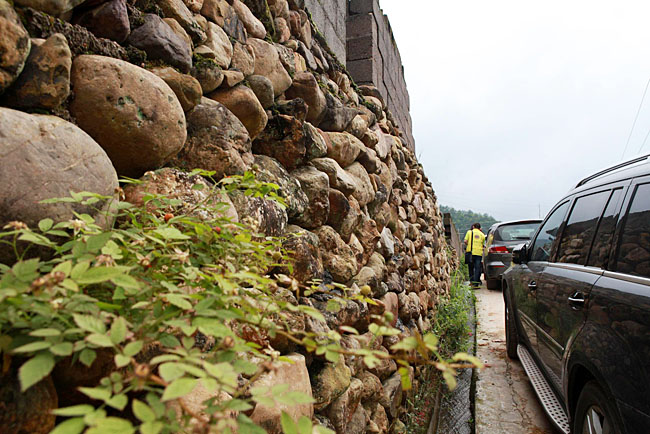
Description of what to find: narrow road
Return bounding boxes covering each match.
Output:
[474,284,556,434]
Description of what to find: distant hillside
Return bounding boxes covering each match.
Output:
[440,205,499,235]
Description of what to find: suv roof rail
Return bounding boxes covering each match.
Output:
[575,154,650,188]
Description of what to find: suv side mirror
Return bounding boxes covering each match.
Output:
[512,243,528,264]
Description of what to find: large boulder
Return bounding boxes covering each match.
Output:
[346,162,375,207]
[247,74,274,108]
[319,93,356,132]
[327,378,364,433]
[0,108,118,244]
[127,14,192,73]
[310,157,356,196]
[229,190,287,236]
[253,155,307,219]
[231,41,255,76]
[201,0,246,42]
[248,37,292,97]
[279,225,323,284]
[290,166,329,228]
[250,354,313,432]
[170,97,253,179]
[2,33,71,110]
[311,357,351,411]
[209,84,267,139]
[285,71,326,124]
[73,0,130,43]
[0,0,30,94]
[69,55,186,177]
[191,58,224,93]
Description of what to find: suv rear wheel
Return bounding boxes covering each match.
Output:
[574,381,621,434]
[486,278,500,290]
[505,300,518,359]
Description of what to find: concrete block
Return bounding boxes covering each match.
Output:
[346,13,376,39]
[347,35,376,61]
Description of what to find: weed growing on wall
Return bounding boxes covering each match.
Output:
[0,171,480,433]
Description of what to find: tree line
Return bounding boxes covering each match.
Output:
[440,205,499,234]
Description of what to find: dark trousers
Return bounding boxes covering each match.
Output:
[465,252,473,280]
[471,255,482,284]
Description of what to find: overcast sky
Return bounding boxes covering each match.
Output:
[379,0,650,222]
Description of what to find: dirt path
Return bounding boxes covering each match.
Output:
[474,284,556,434]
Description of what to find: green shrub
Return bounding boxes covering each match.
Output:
[0,170,479,433]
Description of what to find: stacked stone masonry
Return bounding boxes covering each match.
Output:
[0,0,452,432]
[303,0,414,151]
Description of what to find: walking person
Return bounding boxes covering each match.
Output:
[464,223,486,287]
[463,224,476,281]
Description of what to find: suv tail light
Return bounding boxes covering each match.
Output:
[489,246,509,254]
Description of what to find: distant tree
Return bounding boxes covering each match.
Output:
[440,205,499,235]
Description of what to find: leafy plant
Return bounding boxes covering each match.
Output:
[0,170,480,433]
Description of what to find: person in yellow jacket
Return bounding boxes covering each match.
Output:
[463,223,486,287]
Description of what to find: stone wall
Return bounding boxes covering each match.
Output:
[0,0,452,432]
[347,0,414,152]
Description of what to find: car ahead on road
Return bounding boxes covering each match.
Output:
[502,155,650,434]
[483,220,541,290]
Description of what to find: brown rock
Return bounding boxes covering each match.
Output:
[14,0,83,16]
[274,16,291,43]
[319,92,356,132]
[170,385,236,426]
[2,34,70,110]
[285,71,327,124]
[195,21,232,69]
[0,370,57,433]
[171,97,252,179]
[347,162,375,207]
[123,168,238,221]
[280,225,323,284]
[314,225,358,283]
[231,40,255,76]
[208,84,267,139]
[288,9,310,48]
[164,17,192,48]
[248,37,292,97]
[310,157,356,196]
[70,55,186,177]
[191,58,224,93]
[150,66,202,112]
[229,190,287,236]
[0,108,118,256]
[381,372,403,418]
[220,69,245,87]
[324,132,363,168]
[158,0,207,44]
[291,166,330,228]
[381,292,399,326]
[250,354,313,432]
[247,74,274,108]
[0,0,30,93]
[252,114,306,170]
[201,0,246,42]
[184,0,204,13]
[357,370,383,402]
[305,123,328,159]
[232,0,266,38]
[327,378,364,433]
[253,155,307,218]
[369,347,397,381]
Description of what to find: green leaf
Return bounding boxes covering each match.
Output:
[50,342,74,356]
[77,267,123,284]
[86,232,112,252]
[19,231,54,246]
[12,258,41,282]
[106,394,128,411]
[123,341,143,357]
[297,416,313,434]
[153,227,190,240]
[162,294,192,310]
[132,400,156,423]
[161,378,198,401]
[29,328,61,337]
[139,422,163,434]
[86,417,134,434]
[390,337,418,352]
[79,348,97,367]
[452,352,483,368]
[74,314,106,334]
[13,340,52,353]
[79,386,111,402]
[158,363,185,383]
[281,411,297,434]
[111,274,140,290]
[70,261,90,279]
[86,333,114,348]
[224,399,253,411]
[442,371,457,391]
[18,352,55,391]
[109,317,127,345]
[52,261,73,277]
[49,417,85,434]
[38,218,54,232]
[398,367,412,391]
[114,354,130,368]
[52,405,95,416]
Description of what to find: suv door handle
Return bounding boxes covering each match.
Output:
[527,281,537,291]
[568,292,586,308]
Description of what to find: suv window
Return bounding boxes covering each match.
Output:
[616,183,650,278]
[531,201,569,262]
[494,222,539,241]
[557,191,610,265]
[587,188,623,268]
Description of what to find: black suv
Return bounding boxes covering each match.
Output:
[503,155,650,434]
